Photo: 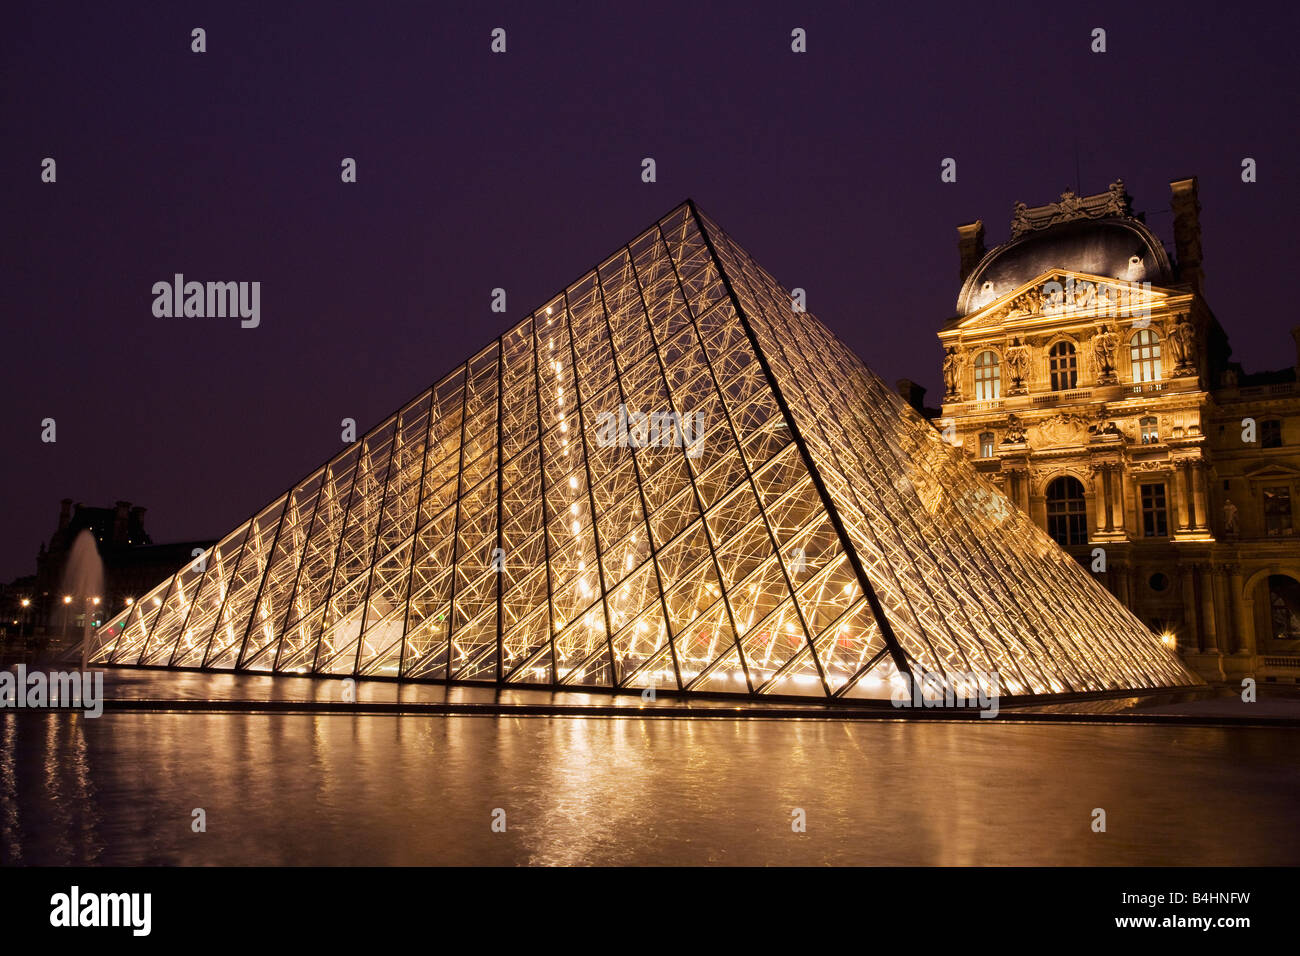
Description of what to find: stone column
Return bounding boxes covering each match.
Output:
[1089,467,1105,535]
[1214,566,1235,654]
[1191,460,1209,532]
[1179,562,1228,681]
[1183,462,1198,529]
[1005,467,1026,514]
[1101,465,1115,533]
[1173,461,1190,531]
[1179,564,1199,650]
[1196,563,1218,654]
[1230,565,1250,658]
[1111,465,1126,534]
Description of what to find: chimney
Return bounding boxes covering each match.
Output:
[113,500,131,545]
[130,506,147,544]
[1170,178,1204,295]
[58,498,73,531]
[896,379,927,413]
[957,220,986,285]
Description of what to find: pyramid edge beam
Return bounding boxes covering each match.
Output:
[685,199,917,691]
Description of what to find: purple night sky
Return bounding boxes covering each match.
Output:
[2,0,1297,581]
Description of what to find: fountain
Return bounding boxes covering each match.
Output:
[60,529,105,670]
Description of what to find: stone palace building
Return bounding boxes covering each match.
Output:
[935,177,1300,684]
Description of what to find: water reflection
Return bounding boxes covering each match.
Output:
[1,712,1296,865]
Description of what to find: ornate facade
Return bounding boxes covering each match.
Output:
[938,178,1300,684]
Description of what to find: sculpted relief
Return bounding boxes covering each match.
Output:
[1031,412,1092,447]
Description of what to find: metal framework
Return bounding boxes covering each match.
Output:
[87,202,1198,699]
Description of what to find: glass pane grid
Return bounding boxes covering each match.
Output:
[88,202,1197,699]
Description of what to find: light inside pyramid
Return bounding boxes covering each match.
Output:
[86,202,1199,699]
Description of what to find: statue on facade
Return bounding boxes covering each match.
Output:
[1005,337,1030,394]
[1056,189,1082,219]
[1105,179,1131,216]
[1002,413,1028,444]
[1168,314,1197,373]
[1223,499,1239,536]
[1091,322,1119,384]
[942,346,962,400]
[1006,287,1044,317]
[1084,404,1122,440]
[1010,201,1031,238]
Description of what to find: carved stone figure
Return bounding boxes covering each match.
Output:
[1106,179,1130,215]
[1056,189,1082,219]
[942,346,962,399]
[1006,287,1044,317]
[1091,322,1119,383]
[1004,337,1030,394]
[1002,413,1028,444]
[1168,314,1196,372]
[1010,202,1031,237]
[1223,499,1239,535]
[1009,181,1133,238]
[1037,413,1091,446]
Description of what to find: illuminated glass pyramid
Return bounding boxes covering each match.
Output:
[87,202,1197,698]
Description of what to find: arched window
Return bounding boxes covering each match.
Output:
[1130,328,1162,383]
[1049,341,1078,391]
[979,432,995,458]
[1140,416,1159,444]
[1268,575,1300,640]
[1045,476,1088,545]
[973,350,1001,401]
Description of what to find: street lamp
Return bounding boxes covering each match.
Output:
[19,598,30,642]
[80,595,101,672]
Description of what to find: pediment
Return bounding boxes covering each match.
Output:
[955,270,1177,331]
[1243,462,1300,482]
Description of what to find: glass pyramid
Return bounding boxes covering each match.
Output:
[87,202,1198,699]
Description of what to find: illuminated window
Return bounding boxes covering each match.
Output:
[1264,485,1293,536]
[1045,476,1087,545]
[979,432,995,458]
[1140,483,1168,537]
[1269,575,1300,640]
[973,350,1001,401]
[1140,416,1159,444]
[1049,341,1077,391]
[1129,329,1162,383]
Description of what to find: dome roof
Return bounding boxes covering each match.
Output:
[956,198,1174,316]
